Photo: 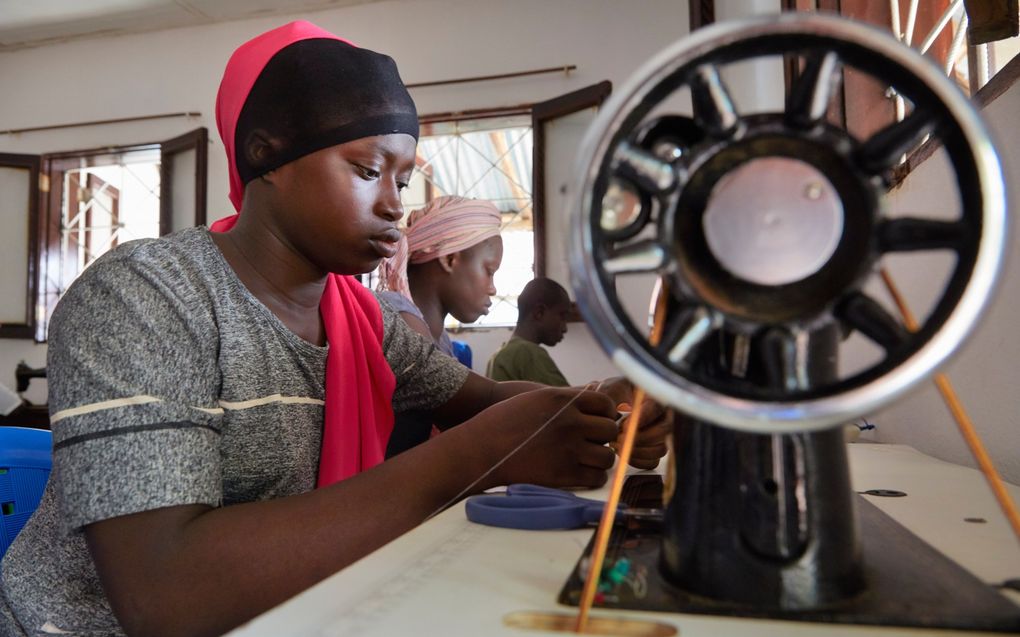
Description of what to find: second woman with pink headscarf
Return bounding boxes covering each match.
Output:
[376,195,503,455]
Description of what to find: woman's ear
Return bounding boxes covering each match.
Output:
[438,252,458,274]
[243,129,282,180]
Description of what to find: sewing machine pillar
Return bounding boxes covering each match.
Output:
[659,328,865,608]
[660,421,864,607]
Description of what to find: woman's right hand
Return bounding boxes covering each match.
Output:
[470,386,619,490]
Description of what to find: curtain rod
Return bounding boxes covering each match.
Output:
[3,65,576,134]
[406,65,576,89]
[3,66,576,133]
[1,112,201,135]
[419,104,533,125]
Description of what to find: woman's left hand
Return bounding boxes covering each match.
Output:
[593,377,672,470]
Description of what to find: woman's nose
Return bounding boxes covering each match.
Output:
[378,188,404,222]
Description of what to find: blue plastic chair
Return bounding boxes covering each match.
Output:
[451,340,473,369]
[0,427,52,556]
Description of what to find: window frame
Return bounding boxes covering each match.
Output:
[159,128,208,235]
[0,152,42,340]
[531,81,613,280]
[28,128,208,342]
[81,172,121,259]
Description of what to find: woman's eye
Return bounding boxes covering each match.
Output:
[396,181,409,191]
[356,165,381,180]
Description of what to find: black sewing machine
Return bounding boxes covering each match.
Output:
[563,13,1018,632]
[15,363,46,395]
[1,363,49,429]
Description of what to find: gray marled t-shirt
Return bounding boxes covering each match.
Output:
[0,227,469,636]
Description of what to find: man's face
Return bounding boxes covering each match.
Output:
[538,299,570,346]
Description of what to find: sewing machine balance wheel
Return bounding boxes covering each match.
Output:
[569,13,1008,433]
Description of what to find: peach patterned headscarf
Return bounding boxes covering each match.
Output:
[377,195,502,299]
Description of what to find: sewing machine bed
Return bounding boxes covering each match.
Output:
[558,475,1020,632]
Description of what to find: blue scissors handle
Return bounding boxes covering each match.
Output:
[505,483,602,499]
[465,484,620,530]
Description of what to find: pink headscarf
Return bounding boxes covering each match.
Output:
[377,195,503,299]
[215,20,355,213]
[212,21,396,487]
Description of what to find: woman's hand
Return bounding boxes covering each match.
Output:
[595,377,672,471]
[473,386,619,489]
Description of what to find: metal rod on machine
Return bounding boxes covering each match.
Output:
[879,268,1020,545]
[575,282,670,633]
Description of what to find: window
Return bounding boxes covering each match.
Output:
[38,146,162,334]
[372,84,613,330]
[0,128,207,342]
[782,1,1020,144]
[0,154,40,340]
[531,82,612,308]
[401,113,535,329]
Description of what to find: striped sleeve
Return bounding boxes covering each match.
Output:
[46,245,223,534]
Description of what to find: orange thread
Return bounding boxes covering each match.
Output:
[879,268,1020,544]
[576,281,670,633]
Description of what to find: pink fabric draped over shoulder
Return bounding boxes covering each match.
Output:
[211,21,396,487]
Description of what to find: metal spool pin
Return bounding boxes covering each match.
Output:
[569,14,1007,612]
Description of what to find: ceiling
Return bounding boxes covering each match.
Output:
[0,0,382,52]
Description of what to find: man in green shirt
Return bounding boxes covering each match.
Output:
[487,278,571,386]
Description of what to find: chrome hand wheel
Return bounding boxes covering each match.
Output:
[569,13,1007,432]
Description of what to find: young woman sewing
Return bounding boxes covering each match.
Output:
[376,195,504,455]
[0,21,668,637]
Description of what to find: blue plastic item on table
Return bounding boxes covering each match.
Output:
[465,483,626,530]
[451,340,473,368]
[0,427,52,556]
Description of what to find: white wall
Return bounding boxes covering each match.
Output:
[0,0,691,394]
[4,2,1013,486]
[871,84,1020,483]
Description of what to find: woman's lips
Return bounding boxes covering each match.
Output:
[372,239,398,258]
[371,228,402,258]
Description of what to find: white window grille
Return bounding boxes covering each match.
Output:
[369,113,535,329]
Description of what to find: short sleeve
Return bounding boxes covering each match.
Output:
[487,342,528,382]
[488,341,568,386]
[378,299,469,413]
[376,290,420,318]
[46,245,223,534]
[530,348,570,387]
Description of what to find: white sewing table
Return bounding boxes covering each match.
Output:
[228,444,1020,636]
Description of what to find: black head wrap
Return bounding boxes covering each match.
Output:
[234,38,419,184]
